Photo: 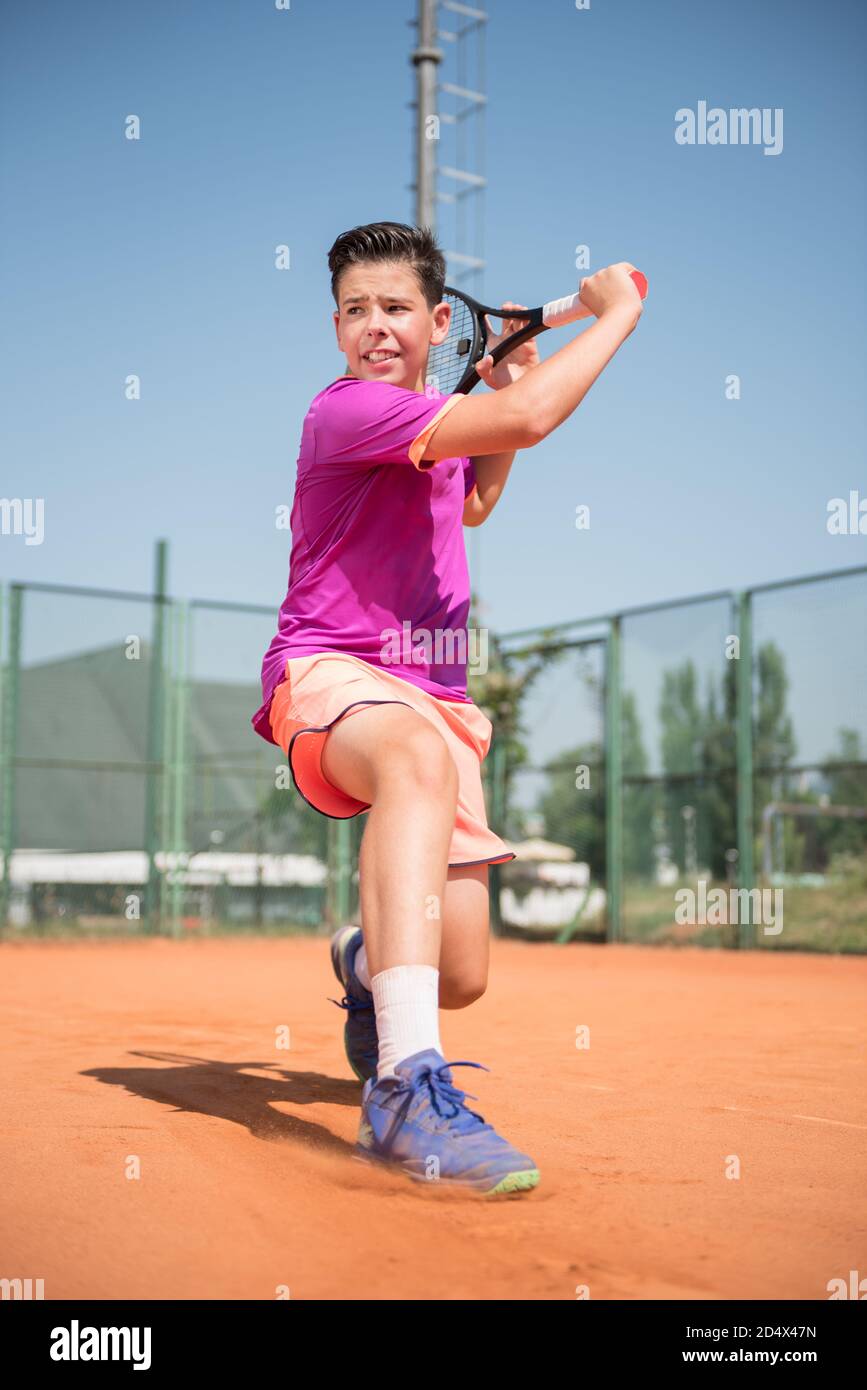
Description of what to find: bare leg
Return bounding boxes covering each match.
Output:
[321,703,458,976]
[438,864,490,1008]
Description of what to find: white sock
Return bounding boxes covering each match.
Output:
[354,941,372,993]
[371,964,442,1078]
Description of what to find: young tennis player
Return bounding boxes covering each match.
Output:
[252,222,643,1195]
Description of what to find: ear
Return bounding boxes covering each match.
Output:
[429,299,452,348]
[333,309,342,351]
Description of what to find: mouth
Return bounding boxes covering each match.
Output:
[362,351,401,367]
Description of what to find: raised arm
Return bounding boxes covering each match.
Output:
[421,263,643,463]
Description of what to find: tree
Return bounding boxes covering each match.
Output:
[656,641,796,880]
[465,591,572,842]
[817,727,867,864]
[658,659,705,873]
[535,734,605,874]
[621,691,656,877]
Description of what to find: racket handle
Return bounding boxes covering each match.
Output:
[542,269,647,328]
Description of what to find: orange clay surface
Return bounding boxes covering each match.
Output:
[1,936,865,1301]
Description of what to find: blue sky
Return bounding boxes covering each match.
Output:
[1,0,865,763]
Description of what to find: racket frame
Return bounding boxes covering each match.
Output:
[430,271,646,395]
[432,287,548,395]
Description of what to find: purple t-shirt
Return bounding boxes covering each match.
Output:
[251,376,477,746]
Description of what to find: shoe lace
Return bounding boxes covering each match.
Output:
[387,1059,492,1148]
[328,994,378,1072]
[328,993,370,1015]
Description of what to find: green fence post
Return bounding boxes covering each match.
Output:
[0,584,23,930]
[158,600,175,934]
[336,818,352,927]
[144,540,168,935]
[605,616,623,942]
[489,734,506,936]
[325,821,336,931]
[169,599,190,938]
[326,818,353,931]
[735,590,756,949]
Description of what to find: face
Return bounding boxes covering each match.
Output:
[333,261,451,393]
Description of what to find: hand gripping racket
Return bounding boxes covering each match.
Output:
[427,269,647,395]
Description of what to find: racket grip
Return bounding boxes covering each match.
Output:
[542,269,647,327]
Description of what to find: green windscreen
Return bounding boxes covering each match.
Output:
[750,571,867,951]
[620,597,738,946]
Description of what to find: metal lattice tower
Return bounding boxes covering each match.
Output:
[410,0,488,298]
[410,0,489,602]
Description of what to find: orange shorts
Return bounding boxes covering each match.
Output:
[267,651,515,870]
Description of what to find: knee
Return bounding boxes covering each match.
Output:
[381,725,458,799]
[439,974,488,1009]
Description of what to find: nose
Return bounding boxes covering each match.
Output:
[364,305,391,337]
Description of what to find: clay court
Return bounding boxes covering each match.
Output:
[1,935,864,1301]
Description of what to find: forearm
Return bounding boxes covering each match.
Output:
[474,450,516,500]
[464,450,516,525]
[507,304,639,441]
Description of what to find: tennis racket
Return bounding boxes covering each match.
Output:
[426,269,647,395]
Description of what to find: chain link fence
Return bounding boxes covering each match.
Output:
[2,559,865,950]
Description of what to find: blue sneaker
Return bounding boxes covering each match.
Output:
[328,925,378,1083]
[354,1048,540,1196]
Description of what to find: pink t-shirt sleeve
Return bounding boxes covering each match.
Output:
[313,378,466,472]
[462,456,476,497]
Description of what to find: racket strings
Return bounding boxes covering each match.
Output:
[426,293,477,395]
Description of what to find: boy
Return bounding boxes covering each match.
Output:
[251,221,643,1195]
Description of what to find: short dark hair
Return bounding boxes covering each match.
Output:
[328,221,446,310]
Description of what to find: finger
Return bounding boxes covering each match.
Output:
[501,302,527,333]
